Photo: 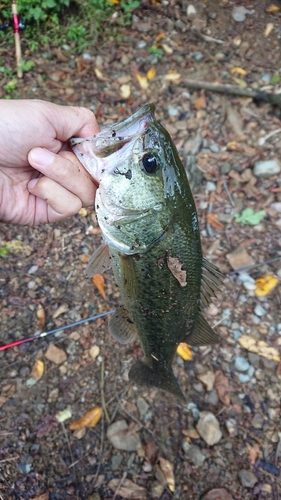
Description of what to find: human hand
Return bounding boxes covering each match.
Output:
[0,99,99,225]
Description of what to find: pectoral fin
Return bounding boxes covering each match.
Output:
[85,243,111,278]
[200,258,224,308]
[185,313,219,346]
[108,306,137,345]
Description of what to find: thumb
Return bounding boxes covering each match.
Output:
[46,102,100,141]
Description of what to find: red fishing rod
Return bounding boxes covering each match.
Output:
[11,0,22,78]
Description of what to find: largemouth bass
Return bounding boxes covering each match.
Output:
[71,104,223,400]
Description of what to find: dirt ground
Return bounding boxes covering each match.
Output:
[0,1,281,499]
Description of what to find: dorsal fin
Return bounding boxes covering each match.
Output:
[85,243,111,278]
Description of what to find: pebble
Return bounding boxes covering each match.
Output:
[209,144,219,153]
[197,371,215,391]
[225,418,238,437]
[234,356,250,372]
[205,181,216,192]
[237,272,255,283]
[251,413,264,429]
[187,4,197,17]
[28,265,38,274]
[233,329,242,341]
[28,280,36,289]
[232,6,254,22]
[137,40,147,49]
[261,74,271,83]
[192,51,204,62]
[238,469,257,488]
[268,408,277,420]
[248,352,260,367]
[182,441,205,466]
[196,411,222,445]
[254,304,266,317]
[247,365,255,378]
[107,420,141,451]
[187,402,200,421]
[253,160,281,178]
[111,454,123,471]
[243,281,256,291]
[238,373,250,383]
[205,389,219,406]
[167,105,179,117]
[136,397,149,417]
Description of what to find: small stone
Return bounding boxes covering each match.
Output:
[66,342,76,355]
[247,365,255,378]
[243,281,256,291]
[234,356,250,372]
[197,371,215,391]
[248,352,260,368]
[137,40,147,49]
[111,454,123,471]
[187,4,197,17]
[136,397,149,417]
[233,329,242,341]
[238,273,255,283]
[196,411,222,445]
[205,389,219,406]
[238,469,257,488]
[192,51,204,62]
[261,74,271,83]
[232,6,254,22]
[45,344,67,365]
[182,441,205,466]
[253,160,280,178]
[107,420,141,452]
[89,345,100,360]
[167,105,179,117]
[254,304,266,317]
[210,144,219,153]
[201,489,233,500]
[205,181,216,192]
[268,408,277,420]
[238,373,250,383]
[251,413,264,429]
[28,280,36,289]
[225,418,238,437]
[28,265,38,274]
[187,402,200,421]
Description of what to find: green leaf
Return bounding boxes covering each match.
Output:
[0,247,9,257]
[270,74,280,85]
[234,208,267,225]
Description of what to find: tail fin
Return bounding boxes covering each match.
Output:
[129,360,185,401]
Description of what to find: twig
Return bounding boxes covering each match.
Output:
[0,455,19,463]
[101,359,110,423]
[113,471,127,500]
[115,390,155,436]
[182,79,281,108]
[258,128,281,146]
[222,180,235,207]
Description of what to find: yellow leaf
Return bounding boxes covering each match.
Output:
[230,67,247,76]
[92,274,106,299]
[232,77,247,88]
[264,23,274,37]
[164,71,181,81]
[255,274,278,297]
[89,345,100,359]
[238,335,280,362]
[120,83,131,98]
[266,5,279,12]
[78,208,88,217]
[31,359,44,381]
[136,73,148,90]
[69,407,102,430]
[155,31,165,42]
[146,67,156,80]
[108,0,119,4]
[159,457,175,492]
[56,406,72,423]
[177,343,193,361]
[94,68,104,80]
[162,44,173,54]
[37,304,46,327]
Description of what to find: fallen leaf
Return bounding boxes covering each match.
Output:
[37,304,45,327]
[159,457,175,492]
[177,343,193,361]
[146,67,156,80]
[31,359,44,381]
[226,141,244,151]
[136,73,148,90]
[89,345,100,359]
[266,5,280,12]
[108,478,146,499]
[35,415,58,438]
[52,303,69,319]
[167,256,187,286]
[94,68,104,79]
[248,443,260,465]
[239,335,280,361]
[162,43,173,54]
[45,344,67,365]
[226,106,244,136]
[235,208,267,225]
[226,248,254,271]
[92,274,106,299]
[214,370,231,406]
[78,207,88,217]
[230,67,247,76]
[144,440,158,464]
[33,493,49,500]
[255,274,278,297]
[107,420,141,451]
[56,406,72,423]
[194,92,206,110]
[201,488,233,500]
[164,71,181,81]
[155,31,165,42]
[69,407,102,430]
[120,83,131,99]
[207,213,224,232]
[264,23,274,37]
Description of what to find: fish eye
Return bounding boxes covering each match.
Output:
[141,153,158,174]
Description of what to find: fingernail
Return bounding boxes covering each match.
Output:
[29,148,55,167]
[28,178,38,190]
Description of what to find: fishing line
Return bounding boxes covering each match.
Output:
[0,309,115,352]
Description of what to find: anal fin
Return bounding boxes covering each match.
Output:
[85,243,111,278]
[185,313,219,346]
[108,306,137,345]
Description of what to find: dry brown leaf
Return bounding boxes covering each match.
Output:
[31,360,44,381]
[136,73,148,90]
[248,443,260,465]
[266,5,280,12]
[144,440,158,464]
[264,23,274,37]
[108,478,146,499]
[214,370,231,406]
[33,493,49,500]
[158,457,175,492]
[52,303,69,320]
[226,248,254,271]
[69,407,102,430]
[37,304,46,327]
[194,92,206,110]
[206,213,224,232]
[202,488,233,500]
[92,274,106,299]
[167,256,187,286]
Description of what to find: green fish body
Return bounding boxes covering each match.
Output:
[71,104,223,400]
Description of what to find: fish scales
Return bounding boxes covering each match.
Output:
[71,104,223,400]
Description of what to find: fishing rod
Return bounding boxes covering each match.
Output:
[0,309,116,352]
